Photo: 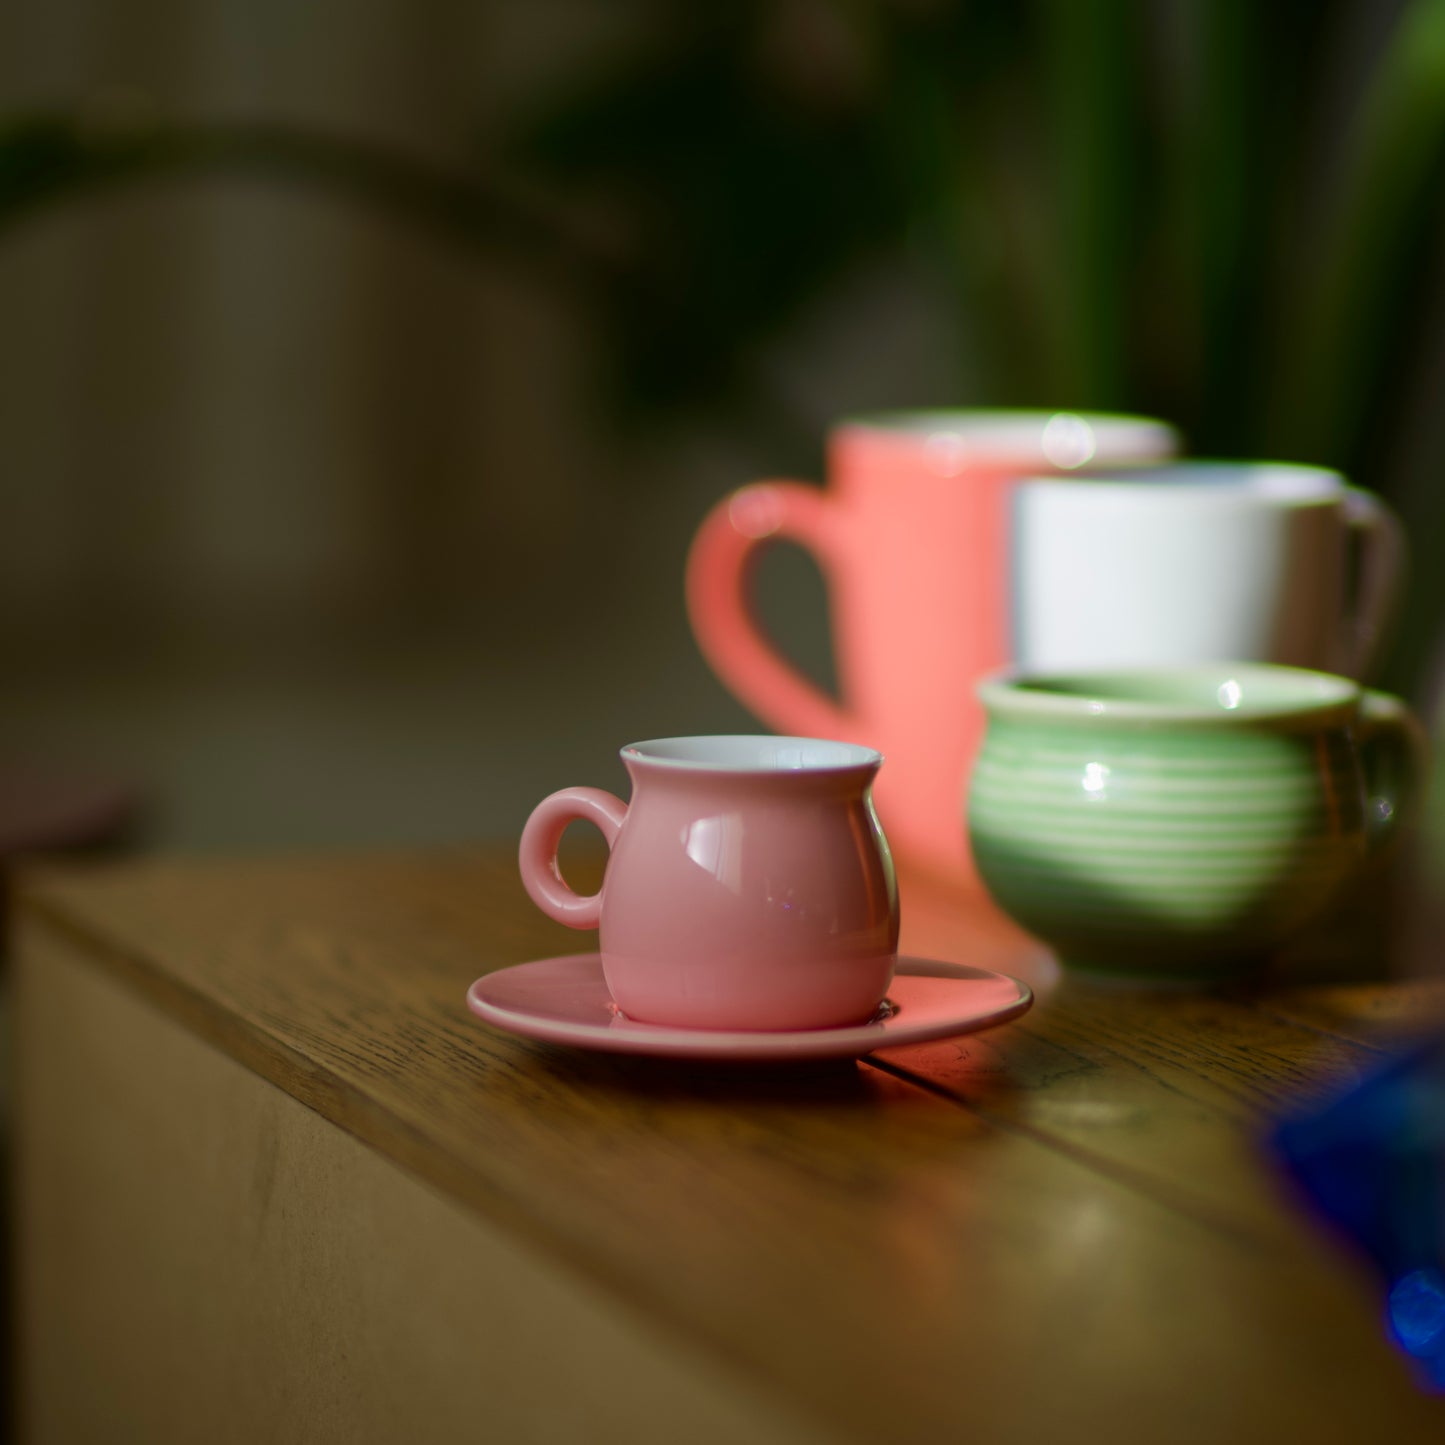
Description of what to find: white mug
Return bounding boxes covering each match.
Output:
[1011,462,1404,680]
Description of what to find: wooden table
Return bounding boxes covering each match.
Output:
[13,848,1445,1444]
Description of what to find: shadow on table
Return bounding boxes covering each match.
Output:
[1262,855,1443,985]
[520,1046,925,1109]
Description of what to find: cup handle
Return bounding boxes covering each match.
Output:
[518,787,629,929]
[1340,488,1406,680]
[685,481,859,741]
[1357,690,1430,859]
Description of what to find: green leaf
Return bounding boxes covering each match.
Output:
[1037,0,1146,407]
[1275,0,1445,469]
[512,7,917,416]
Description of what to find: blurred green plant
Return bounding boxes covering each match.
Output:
[2,0,1444,686]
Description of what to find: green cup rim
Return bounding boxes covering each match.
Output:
[977,663,1362,727]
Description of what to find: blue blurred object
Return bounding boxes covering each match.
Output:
[1390,1269,1445,1382]
[1273,1031,1445,1389]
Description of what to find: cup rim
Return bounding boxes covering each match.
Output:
[835,409,1178,470]
[1014,458,1349,503]
[977,664,1361,727]
[621,735,883,775]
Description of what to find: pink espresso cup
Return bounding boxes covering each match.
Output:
[518,736,898,1031]
[686,410,1178,889]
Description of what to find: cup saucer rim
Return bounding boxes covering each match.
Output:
[466,954,1032,1061]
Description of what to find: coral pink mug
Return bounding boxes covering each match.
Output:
[686,410,1178,888]
[518,735,898,1030]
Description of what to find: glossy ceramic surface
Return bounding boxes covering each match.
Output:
[685,409,1178,889]
[968,664,1424,982]
[1012,462,1403,679]
[518,736,898,1030]
[467,954,1033,1060]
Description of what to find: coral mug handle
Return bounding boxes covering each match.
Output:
[685,482,859,742]
[518,788,628,929]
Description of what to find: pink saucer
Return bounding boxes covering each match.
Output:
[466,954,1032,1061]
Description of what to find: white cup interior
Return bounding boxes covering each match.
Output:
[622,736,880,772]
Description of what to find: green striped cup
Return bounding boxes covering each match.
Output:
[969,664,1425,982]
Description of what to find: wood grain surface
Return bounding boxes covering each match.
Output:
[16,929,838,1445]
[15,847,1445,1444]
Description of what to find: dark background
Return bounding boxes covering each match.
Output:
[1,0,1443,857]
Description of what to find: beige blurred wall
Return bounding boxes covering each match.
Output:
[0,1,955,849]
[0,0,625,643]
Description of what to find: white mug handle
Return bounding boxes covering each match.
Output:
[1340,487,1406,681]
